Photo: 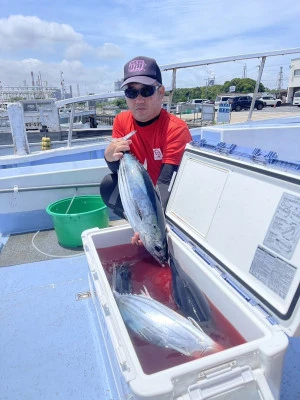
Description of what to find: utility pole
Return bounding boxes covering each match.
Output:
[204,78,209,98]
[242,63,247,79]
[60,71,65,100]
[277,67,283,91]
[0,81,3,109]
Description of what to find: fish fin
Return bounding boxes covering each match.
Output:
[140,285,151,298]
[188,317,204,332]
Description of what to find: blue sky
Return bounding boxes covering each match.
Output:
[1,0,300,95]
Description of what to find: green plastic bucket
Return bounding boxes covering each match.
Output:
[46,195,109,248]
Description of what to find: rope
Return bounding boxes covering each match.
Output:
[31,230,84,258]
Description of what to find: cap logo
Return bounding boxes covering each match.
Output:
[128,60,146,73]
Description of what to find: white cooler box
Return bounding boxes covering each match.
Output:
[82,141,300,400]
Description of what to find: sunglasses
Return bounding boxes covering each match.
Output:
[124,85,160,99]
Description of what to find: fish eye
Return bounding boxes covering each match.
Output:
[154,246,161,252]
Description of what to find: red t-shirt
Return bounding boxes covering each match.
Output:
[112,109,192,184]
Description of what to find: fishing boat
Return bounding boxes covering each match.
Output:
[59,107,97,130]
[1,98,99,132]
[0,107,10,133]
[0,91,125,234]
[0,49,300,400]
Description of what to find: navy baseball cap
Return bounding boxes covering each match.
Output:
[120,56,162,88]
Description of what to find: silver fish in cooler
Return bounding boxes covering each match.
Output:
[113,286,221,357]
[118,151,168,266]
[114,263,133,294]
[169,255,211,323]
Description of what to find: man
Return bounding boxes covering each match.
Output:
[100,56,192,244]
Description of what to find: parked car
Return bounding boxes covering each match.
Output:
[162,103,176,112]
[189,98,210,105]
[188,99,211,111]
[214,95,235,110]
[258,96,282,107]
[228,96,264,112]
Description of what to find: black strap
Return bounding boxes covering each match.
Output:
[157,164,179,209]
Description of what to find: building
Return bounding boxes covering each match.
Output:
[0,85,59,104]
[287,58,300,103]
[114,80,123,91]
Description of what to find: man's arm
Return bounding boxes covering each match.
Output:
[157,163,179,210]
[104,136,132,173]
[105,158,120,173]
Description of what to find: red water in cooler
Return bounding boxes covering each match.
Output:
[97,244,246,375]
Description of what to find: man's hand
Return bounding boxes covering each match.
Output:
[131,232,143,246]
[104,138,132,162]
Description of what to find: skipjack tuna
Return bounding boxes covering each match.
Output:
[118,151,168,266]
[114,285,222,357]
[169,255,211,323]
[114,263,132,294]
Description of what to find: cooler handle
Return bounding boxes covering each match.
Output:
[186,365,274,400]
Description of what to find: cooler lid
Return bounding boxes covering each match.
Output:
[166,141,300,335]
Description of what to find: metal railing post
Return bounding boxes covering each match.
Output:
[248,56,266,121]
[67,104,75,147]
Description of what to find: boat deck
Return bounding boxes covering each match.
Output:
[0,222,132,400]
[0,226,299,399]
[0,219,127,267]
[0,250,123,400]
[0,229,83,267]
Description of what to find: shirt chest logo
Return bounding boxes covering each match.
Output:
[153,148,163,160]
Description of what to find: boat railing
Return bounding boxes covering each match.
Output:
[55,91,124,147]
[0,182,101,194]
[96,114,115,126]
[160,47,300,121]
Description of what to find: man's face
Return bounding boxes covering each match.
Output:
[125,83,165,122]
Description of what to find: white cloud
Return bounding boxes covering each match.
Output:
[64,43,94,60]
[0,1,300,93]
[0,15,82,51]
[95,43,124,59]
[64,41,123,61]
[0,57,121,94]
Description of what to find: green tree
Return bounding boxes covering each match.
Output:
[10,96,25,102]
[169,78,266,103]
[113,98,127,108]
[222,78,265,93]
[169,84,223,103]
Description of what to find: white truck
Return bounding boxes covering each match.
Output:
[176,99,210,114]
[293,91,300,106]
